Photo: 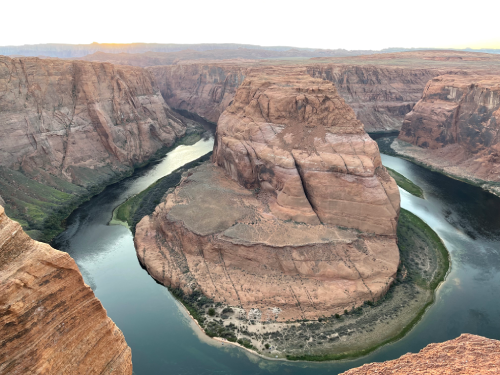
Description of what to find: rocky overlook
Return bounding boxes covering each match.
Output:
[395,74,500,191]
[134,68,400,321]
[341,334,500,375]
[0,56,188,239]
[0,205,132,374]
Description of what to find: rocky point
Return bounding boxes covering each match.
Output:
[0,206,132,374]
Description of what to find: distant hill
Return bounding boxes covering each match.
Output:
[0,42,376,59]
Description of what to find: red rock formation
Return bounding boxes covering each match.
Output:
[0,206,132,374]
[396,74,500,186]
[149,51,500,133]
[306,65,439,132]
[0,56,186,187]
[134,68,400,321]
[213,67,400,235]
[148,62,247,124]
[341,334,500,374]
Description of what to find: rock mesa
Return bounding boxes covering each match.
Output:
[135,68,400,321]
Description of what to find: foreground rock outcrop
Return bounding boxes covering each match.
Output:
[0,55,188,238]
[0,206,132,374]
[135,68,400,321]
[341,334,500,374]
[396,74,500,191]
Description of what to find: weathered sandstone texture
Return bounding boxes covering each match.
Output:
[396,74,500,188]
[135,69,400,321]
[148,63,247,124]
[0,56,185,185]
[341,334,500,375]
[0,56,188,238]
[149,51,500,133]
[0,206,132,374]
[306,65,439,132]
[213,68,400,234]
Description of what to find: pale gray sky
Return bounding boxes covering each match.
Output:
[2,0,499,50]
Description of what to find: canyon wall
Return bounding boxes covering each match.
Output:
[148,63,247,124]
[149,62,444,133]
[0,56,188,239]
[306,65,440,132]
[0,205,132,374]
[395,74,500,187]
[135,68,400,321]
[341,334,500,374]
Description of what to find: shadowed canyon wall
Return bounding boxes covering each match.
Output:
[0,56,188,239]
[135,68,400,321]
[395,74,500,189]
[0,206,132,374]
[149,62,443,133]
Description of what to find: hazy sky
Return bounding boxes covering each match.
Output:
[2,0,499,50]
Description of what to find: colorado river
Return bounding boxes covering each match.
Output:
[52,136,500,374]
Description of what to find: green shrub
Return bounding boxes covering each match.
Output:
[208,308,216,316]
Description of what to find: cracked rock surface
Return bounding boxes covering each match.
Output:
[135,69,399,321]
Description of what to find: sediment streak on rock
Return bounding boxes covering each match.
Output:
[0,206,132,374]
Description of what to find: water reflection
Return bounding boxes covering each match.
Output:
[51,139,500,374]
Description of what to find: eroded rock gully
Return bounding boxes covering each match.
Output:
[341,334,500,375]
[395,74,500,190]
[135,68,400,321]
[0,206,132,374]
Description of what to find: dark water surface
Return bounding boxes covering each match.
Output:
[53,137,500,374]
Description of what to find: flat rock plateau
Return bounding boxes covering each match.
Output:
[0,205,132,374]
[135,67,400,324]
[395,74,500,195]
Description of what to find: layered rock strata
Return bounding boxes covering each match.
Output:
[306,65,440,132]
[0,206,132,374]
[135,69,400,321]
[396,74,500,186]
[0,56,187,237]
[148,63,247,124]
[149,51,500,133]
[341,334,500,375]
[213,68,400,234]
[0,56,185,184]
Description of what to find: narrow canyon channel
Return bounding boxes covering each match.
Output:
[52,135,500,375]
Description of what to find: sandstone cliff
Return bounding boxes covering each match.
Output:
[134,68,400,321]
[395,74,500,188]
[148,51,500,133]
[306,65,439,132]
[0,56,187,239]
[0,206,132,374]
[148,63,247,124]
[341,334,500,374]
